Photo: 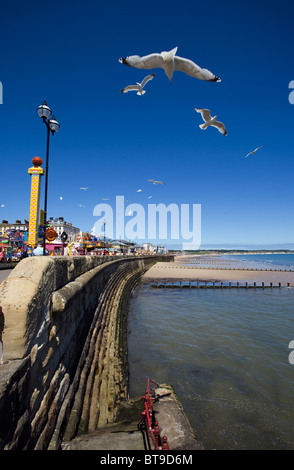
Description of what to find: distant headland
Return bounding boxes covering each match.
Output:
[169,249,294,255]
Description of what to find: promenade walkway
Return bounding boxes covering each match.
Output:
[0,269,12,284]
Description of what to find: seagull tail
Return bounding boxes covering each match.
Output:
[137,90,146,95]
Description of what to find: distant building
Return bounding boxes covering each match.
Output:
[155,245,167,254]
[142,242,155,252]
[111,239,137,254]
[0,219,28,236]
[48,217,80,242]
[141,242,167,253]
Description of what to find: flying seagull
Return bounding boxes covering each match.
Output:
[136,189,142,192]
[244,146,264,158]
[80,187,88,190]
[195,108,227,135]
[121,73,155,95]
[148,179,165,185]
[119,47,220,83]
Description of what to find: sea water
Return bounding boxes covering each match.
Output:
[220,253,294,270]
[181,253,294,270]
[127,254,294,450]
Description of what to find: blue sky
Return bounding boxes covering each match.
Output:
[0,0,293,249]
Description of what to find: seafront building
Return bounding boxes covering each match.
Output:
[142,242,167,253]
[47,217,80,242]
[0,219,28,237]
[111,239,138,255]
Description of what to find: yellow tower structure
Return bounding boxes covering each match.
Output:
[28,157,45,247]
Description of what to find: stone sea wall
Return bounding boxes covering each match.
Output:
[0,255,172,450]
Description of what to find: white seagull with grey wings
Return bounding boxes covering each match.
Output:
[244,146,264,158]
[148,179,165,185]
[121,73,155,95]
[119,47,220,83]
[195,108,227,135]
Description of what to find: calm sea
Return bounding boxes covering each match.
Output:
[127,254,294,450]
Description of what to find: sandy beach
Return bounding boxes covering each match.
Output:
[143,256,294,286]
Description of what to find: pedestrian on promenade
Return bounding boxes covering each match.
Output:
[0,306,4,365]
[32,243,48,256]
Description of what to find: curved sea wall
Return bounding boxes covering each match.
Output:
[0,255,172,450]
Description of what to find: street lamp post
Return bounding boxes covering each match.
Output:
[36,100,60,255]
[103,220,107,255]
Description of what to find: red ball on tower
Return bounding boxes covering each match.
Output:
[32,156,43,167]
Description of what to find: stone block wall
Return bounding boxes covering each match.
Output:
[0,255,172,449]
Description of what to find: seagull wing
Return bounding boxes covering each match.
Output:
[121,85,139,93]
[245,146,263,157]
[140,73,155,88]
[148,179,156,183]
[195,108,212,122]
[174,56,221,82]
[244,151,253,158]
[211,121,227,135]
[119,53,164,70]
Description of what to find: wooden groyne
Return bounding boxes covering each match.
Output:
[145,279,292,289]
[158,265,294,272]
